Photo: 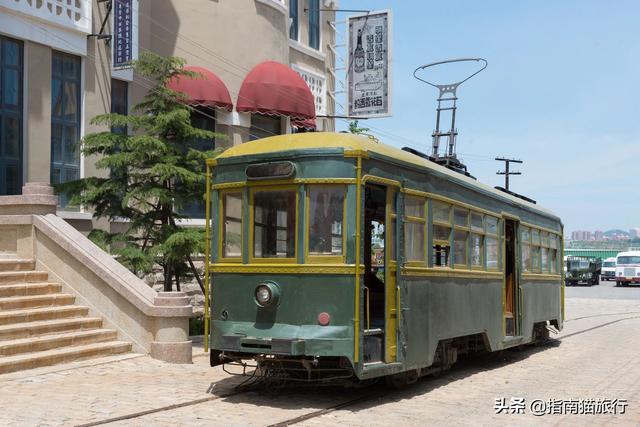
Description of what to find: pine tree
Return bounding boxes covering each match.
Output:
[61,52,224,292]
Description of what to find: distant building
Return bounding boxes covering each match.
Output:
[594,230,604,241]
[630,228,640,239]
[571,230,592,241]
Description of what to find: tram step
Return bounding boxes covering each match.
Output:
[502,336,524,347]
[0,329,117,356]
[0,259,36,272]
[0,340,131,374]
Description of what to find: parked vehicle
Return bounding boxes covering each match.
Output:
[601,257,617,281]
[565,256,601,286]
[204,133,564,386]
[615,251,640,286]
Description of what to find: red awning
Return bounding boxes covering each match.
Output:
[292,118,316,130]
[167,66,233,111]
[236,61,316,120]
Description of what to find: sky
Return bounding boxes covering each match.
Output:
[336,0,640,233]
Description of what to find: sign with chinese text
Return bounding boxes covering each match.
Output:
[347,10,392,118]
[113,0,133,68]
[292,64,327,116]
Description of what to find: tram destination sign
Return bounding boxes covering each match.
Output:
[113,0,133,68]
[347,10,392,118]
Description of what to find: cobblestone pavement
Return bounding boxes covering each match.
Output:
[1,293,640,426]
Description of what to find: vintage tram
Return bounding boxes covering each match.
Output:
[204,132,564,384]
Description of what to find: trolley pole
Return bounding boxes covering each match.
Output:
[496,157,522,191]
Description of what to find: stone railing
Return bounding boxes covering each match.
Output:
[0,183,193,363]
[0,0,92,33]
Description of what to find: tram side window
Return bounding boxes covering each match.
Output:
[432,201,451,267]
[531,229,541,272]
[470,212,484,268]
[308,186,345,256]
[486,216,500,270]
[549,235,558,273]
[253,189,296,258]
[222,192,242,258]
[541,231,549,272]
[453,208,469,266]
[404,196,426,263]
[521,226,531,272]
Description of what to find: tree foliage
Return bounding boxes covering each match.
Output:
[60,52,225,291]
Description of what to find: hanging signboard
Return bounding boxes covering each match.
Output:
[347,10,392,118]
[113,0,133,68]
[292,64,327,116]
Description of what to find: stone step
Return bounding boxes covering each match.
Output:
[0,260,36,272]
[0,329,118,356]
[0,306,91,328]
[0,271,49,285]
[0,341,132,374]
[0,316,102,340]
[0,282,62,298]
[0,293,75,311]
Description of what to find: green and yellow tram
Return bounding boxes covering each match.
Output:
[204,132,564,384]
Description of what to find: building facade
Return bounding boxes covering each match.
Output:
[0,0,337,227]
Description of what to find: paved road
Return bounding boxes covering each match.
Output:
[1,286,639,426]
[565,276,640,299]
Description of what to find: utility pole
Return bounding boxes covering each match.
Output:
[495,157,522,191]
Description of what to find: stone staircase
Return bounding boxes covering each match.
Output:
[0,259,131,374]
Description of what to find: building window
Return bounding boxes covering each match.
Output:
[0,37,23,196]
[308,0,320,50]
[289,0,299,40]
[250,114,281,140]
[51,52,81,208]
[181,107,216,219]
[110,79,128,134]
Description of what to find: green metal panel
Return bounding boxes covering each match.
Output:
[211,273,355,358]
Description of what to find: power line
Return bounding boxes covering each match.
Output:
[495,157,523,191]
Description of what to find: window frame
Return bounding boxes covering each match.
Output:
[0,36,24,196]
[218,189,244,263]
[305,184,347,264]
[289,0,299,41]
[249,185,299,263]
[485,215,501,272]
[452,208,470,268]
[308,0,320,50]
[51,51,82,208]
[403,195,427,266]
[469,213,485,271]
[431,201,452,268]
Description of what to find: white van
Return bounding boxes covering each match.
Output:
[601,257,617,281]
[615,251,640,286]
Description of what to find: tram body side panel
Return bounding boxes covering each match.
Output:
[210,273,355,359]
[520,279,564,333]
[400,276,504,369]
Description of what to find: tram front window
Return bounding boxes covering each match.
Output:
[308,186,345,256]
[253,189,296,258]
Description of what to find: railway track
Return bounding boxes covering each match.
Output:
[77,311,640,427]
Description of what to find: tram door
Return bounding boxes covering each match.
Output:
[363,185,388,363]
[504,219,520,336]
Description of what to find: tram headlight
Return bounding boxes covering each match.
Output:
[254,282,280,307]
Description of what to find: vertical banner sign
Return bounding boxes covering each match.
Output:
[347,10,392,118]
[113,0,133,68]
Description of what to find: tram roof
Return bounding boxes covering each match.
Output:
[214,132,559,221]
